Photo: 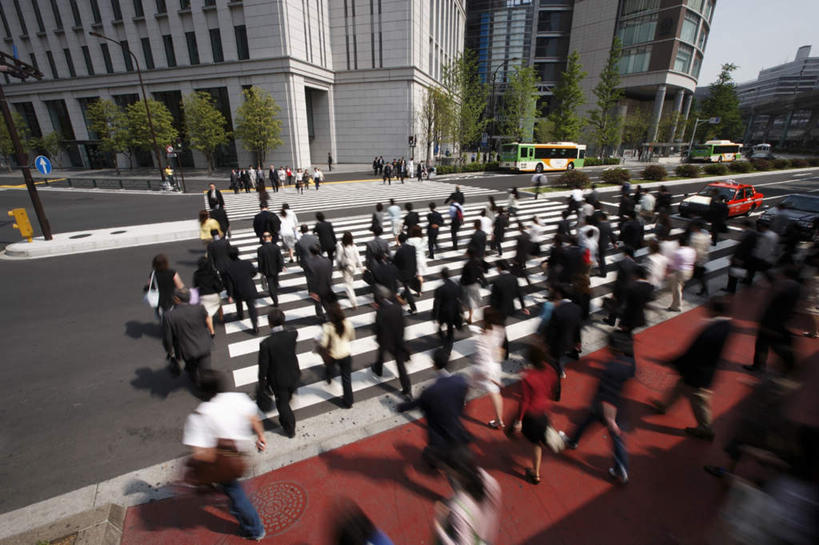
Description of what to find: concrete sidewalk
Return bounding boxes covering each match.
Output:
[115,295,817,545]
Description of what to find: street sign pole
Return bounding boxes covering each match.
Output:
[174,141,186,193]
[0,60,52,240]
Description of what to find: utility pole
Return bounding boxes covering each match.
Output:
[0,52,52,240]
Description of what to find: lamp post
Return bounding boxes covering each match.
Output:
[89,31,166,186]
[0,51,52,240]
[489,57,519,155]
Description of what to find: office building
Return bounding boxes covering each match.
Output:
[0,0,464,169]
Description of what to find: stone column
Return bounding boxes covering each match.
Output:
[647,84,667,143]
[668,90,685,142]
[678,92,694,142]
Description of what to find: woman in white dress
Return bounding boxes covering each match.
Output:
[406,225,427,295]
[471,307,507,429]
[279,203,299,263]
[336,231,363,309]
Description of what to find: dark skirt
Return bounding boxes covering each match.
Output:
[521,412,551,446]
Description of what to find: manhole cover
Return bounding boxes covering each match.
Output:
[68,233,92,239]
[110,230,126,235]
[250,481,306,535]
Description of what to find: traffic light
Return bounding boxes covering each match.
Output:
[8,208,34,242]
[408,135,416,147]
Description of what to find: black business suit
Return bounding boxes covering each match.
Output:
[258,328,301,436]
[207,188,225,209]
[314,220,337,263]
[304,254,333,321]
[545,299,582,372]
[392,242,418,313]
[427,210,444,258]
[467,229,487,259]
[207,238,233,275]
[253,210,281,240]
[490,270,526,359]
[372,298,411,394]
[257,241,284,306]
[224,258,259,331]
[432,278,462,342]
[751,278,801,373]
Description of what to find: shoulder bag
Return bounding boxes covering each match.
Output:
[184,438,248,485]
[144,271,160,309]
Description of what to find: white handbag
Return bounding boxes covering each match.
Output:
[144,271,160,309]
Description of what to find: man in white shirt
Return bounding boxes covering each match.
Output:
[479,209,493,235]
[183,370,267,541]
[639,191,656,223]
[750,222,779,282]
[689,221,712,296]
[667,236,697,312]
[387,198,403,245]
[531,172,547,199]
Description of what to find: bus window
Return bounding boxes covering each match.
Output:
[578,149,585,158]
[527,147,535,159]
[534,147,549,159]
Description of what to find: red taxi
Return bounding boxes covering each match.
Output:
[678,180,764,218]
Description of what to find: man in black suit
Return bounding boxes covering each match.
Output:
[444,185,465,205]
[257,231,285,306]
[209,206,230,239]
[426,202,444,258]
[725,219,757,293]
[618,266,655,335]
[596,212,613,277]
[269,164,279,193]
[365,234,390,272]
[371,286,412,399]
[708,192,729,246]
[466,219,487,259]
[163,288,215,385]
[544,283,582,377]
[489,259,529,360]
[224,247,260,334]
[295,224,320,264]
[206,230,233,278]
[605,246,639,326]
[619,211,644,252]
[207,183,224,209]
[397,346,471,468]
[253,202,280,242]
[432,267,462,343]
[744,267,802,374]
[402,202,420,234]
[372,252,400,295]
[651,297,732,440]
[556,209,572,237]
[392,234,418,314]
[512,223,533,285]
[304,246,333,322]
[229,169,239,193]
[313,212,337,263]
[257,308,300,437]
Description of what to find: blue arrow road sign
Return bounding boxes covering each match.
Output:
[34,155,52,175]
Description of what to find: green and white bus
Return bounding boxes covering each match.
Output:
[688,140,743,163]
[500,142,587,172]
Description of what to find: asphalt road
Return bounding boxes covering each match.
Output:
[0,168,816,514]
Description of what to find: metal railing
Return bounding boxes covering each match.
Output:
[36,177,180,192]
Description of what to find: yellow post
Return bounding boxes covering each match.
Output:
[8,208,34,242]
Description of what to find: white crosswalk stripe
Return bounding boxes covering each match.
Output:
[208,180,499,222]
[211,196,738,422]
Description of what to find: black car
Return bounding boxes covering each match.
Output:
[759,194,819,240]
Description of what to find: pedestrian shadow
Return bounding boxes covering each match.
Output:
[322,444,443,503]
[125,485,238,535]
[125,320,163,339]
[130,365,193,399]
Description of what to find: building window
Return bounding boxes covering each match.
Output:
[186,31,199,65]
[209,28,223,62]
[141,37,155,69]
[674,43,693,73]
[14,102,42,137]
[534,37,569,58]
[620,0,659,17]
[32,0,46,33]
[100,43,114,73]
[46,50,58,78]
[703,0,714,21]
[68,0,82,27]
[688,0,704,12]
[534,61,565,82]
[617,13,657,46]
[64,49,76,77]
[44,100,76,140]
[133,0,144,17]
[691,53,702,79]
[0,6,11,38]
[111,0,123,20]
[162,34,176,67]
[680,10,699,44]
[120,40,134,71]
[12,0,27,35]
[204,0,215,6]
[537,11,570,33]
[81,45,94,75]
[180,0,191,9]
[29,53,39,71]
[618,45,652,74]
[697,26,708,50]
[45,1,62,30]
[234,25,249,60]
[155,0,166,14]
[90,0,102,23]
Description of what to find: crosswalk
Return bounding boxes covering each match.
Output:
[215,196,738,423]
[208,180,499,222]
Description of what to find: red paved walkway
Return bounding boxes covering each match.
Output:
[121,295,818,545]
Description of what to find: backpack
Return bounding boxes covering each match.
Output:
[455,205,464,223]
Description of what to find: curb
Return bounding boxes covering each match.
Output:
[0,503,124,545]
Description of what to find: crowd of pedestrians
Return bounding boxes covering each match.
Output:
[229,164,326,194]
[143,173,819,543]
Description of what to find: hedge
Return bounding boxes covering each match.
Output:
[555,169,591,189]
[584,157,621,166]
[675,164,700,178]
[789,158,808,168]
[751,159,772,171]
[772,158,791,169]
[600,168,631,184]
[703,163,729,175]
[435,162,500,175]
[728,161,753,173]
[641,165,667,181]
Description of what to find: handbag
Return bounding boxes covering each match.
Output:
[184,438,248,485]
[189,287,200,305]
[144,271,160,308]
[314,327,334,366]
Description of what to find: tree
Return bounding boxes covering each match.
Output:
[586,39,623,156]
[87,99,131,172]
[183,91,230,175]
[698,63,743,141]
[31,132,63,167]
[442,50,488,152]
[534,118,555,143]
[621,109,651,149]
[0,111,30,171]
[548,51,587,142]
[499,66,538,142]
[417,86,452,162]
[125,99,178,166]
[234,86,283,165]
